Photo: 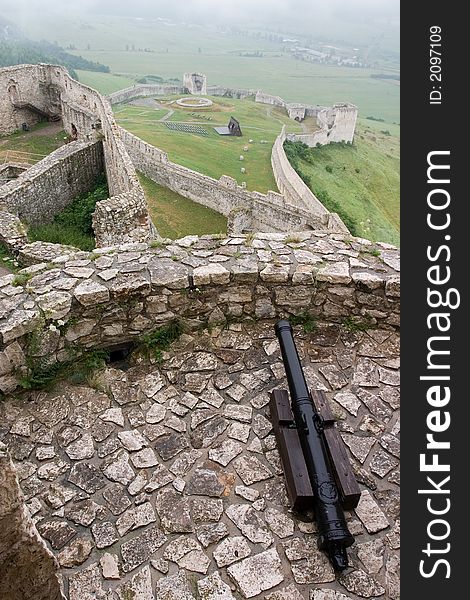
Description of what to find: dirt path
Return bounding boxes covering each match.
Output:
[24,121,63,138]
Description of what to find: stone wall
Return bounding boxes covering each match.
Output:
[327,103,358,143]
[254,89,358,145]
[107,84,184,105]
[0,442,64,600]
[93,190,159,248]
[0,163,29,186]
[286,130,329,147]
[108,83,256,105]
[271,127,348,232]
[255,91,286,107]
[0,141,104,226]
[0,64,62,135]
[119,128,340,234]
[0,64,156,247]
[0,211,29,251]
[0,231,399,394]
[207,86,255,100]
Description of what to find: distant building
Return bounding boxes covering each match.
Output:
[183,72,207,95]
[214,116,242,137]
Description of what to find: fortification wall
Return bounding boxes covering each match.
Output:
[0,141,104,226]
[120,128,338,234]
[271,127,347,231]
[327,103,358,143]
[0,231,400,394]
[207,86,255,99]
[0,64,155,247]
[122,128,245,216]
[0,442,64,600]
[255,90,286,107]
[286,105,306,121]
[286,130,329,147]
[93,189,158,247]
[107,83,183,105]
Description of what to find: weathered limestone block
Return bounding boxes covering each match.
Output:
[0,308,41,344]
[316,261,351,284]
[193,263,230,286]
[74,280,110,306]
[385,276,400,297]
[0,442,65,600]
[148,257,189,289]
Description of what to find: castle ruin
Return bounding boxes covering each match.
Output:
[0,64,399,600]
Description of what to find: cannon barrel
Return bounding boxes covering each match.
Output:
[274,319,354,571]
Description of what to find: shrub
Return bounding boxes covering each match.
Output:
[140,321,183,362]
[28,174,109,251]
[290,312,317,333]
[19,348,109,390]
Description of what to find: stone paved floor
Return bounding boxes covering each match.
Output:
[0,320,400,600]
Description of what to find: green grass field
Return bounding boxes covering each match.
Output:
[14,13,399,125]
[138,173,227,239]
[114,96,304,193]
[75,70,137,94]
[3,11,399,245]
[295,123,399,246]
[0,122,66,162]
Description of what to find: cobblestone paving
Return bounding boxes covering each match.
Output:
[0,320,400,599]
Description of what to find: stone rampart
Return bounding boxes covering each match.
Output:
[119,128,340,234]
[207,86,255,99]
[0,64,156,247]
[271,127,347,231]
[107,83,184,105]
[0,231,399,394]
[0,141,104,226]
[255,91,286,107]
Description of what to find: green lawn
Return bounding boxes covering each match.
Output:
[138,173,227,239]
[75,70,137,94]
[115,97,304,193]
[81,52,399,123]
[113,105,171,122]
[0,245,18,273]
[295,123,399,246]
[0,122,66,162]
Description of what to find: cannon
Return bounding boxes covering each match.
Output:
[271,319,359,571]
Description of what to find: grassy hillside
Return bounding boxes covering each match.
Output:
[289,123,399,246]
[138,174,227,239]
[114,96,304,193]
[75,70,137,94]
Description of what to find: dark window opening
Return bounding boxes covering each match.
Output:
[106,343,135,368]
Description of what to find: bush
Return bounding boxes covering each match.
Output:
[315,189,359,236]
[140,321,183,362]
[325,165,333,173]
[19,348,109,390]
[55,174,109,236]
[28,174,109,251]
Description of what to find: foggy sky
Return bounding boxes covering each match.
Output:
[1,0,399,28]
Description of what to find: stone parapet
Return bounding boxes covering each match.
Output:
[0,232,399,393]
